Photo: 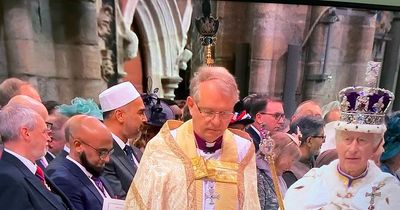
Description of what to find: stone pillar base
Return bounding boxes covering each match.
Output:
[161,76,183,100]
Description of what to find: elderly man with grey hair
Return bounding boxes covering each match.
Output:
[125,66,260,210]
[0,105,74,209]
[284,86,400,210]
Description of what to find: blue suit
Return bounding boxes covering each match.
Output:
[48,157,115,210]
[0,151,74,210]
[46,149,69,175]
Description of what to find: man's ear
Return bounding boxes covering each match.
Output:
[187,96,194,116]
[373,138,384,153]
[306,136,313,146]
[73,139,83,153]
[20,127,30,140]
[255,113,263,125]
[114,109,125,123]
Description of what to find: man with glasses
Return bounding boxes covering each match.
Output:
[99,82,147,199]
[6,95,52,171]
[0,105,74,209]
[243,94,285,151]
[125,66,260,209]
[47,115,115,210]
[284,86,400,210]
[283,116,325,188]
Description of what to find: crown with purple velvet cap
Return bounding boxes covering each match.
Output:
[335,86,394,134]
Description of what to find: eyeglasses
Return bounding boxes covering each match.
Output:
[80,140,114,159]
[259,112,285,121]
[193,102,234,121]
[71,135,114,159]
[45,122,53,130]
[311,135,326,140]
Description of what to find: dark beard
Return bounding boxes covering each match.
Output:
[79,151,104,177]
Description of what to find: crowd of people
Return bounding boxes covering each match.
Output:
[0,65,400,210]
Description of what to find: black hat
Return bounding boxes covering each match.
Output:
[229,100,254,126]
[142,92,174,127]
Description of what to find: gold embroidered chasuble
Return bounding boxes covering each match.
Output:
[124,120,261,210]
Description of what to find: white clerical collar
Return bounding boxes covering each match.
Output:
[250,125,262,138]
[63,145,70,154]
[112,133,127,150]
[66,155,93,178]
[4,148,37,174]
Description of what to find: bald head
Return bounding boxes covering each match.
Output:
[0,78,41,107]
[66,115,112,147]
[292,100,322,123]
[7,95,48,120]
[324,108,340,123]
[65,115,113,176]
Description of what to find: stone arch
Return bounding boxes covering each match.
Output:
[122,0,192,99]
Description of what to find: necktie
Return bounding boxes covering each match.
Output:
[40,157,48,168]
[35,166,47,186]
[123,145,135,164]
[91,176,106,197]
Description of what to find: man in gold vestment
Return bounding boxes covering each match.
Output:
[125,66,260,210]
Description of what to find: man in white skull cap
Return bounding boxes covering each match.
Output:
[99,82,147,199]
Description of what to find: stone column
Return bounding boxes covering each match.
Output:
[245,4,308,97]
[247,4,277,96]
[303,7,377,105]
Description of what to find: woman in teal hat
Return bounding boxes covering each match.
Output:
[380,111,400,181]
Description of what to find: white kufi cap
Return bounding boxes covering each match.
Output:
[99,82,140,112]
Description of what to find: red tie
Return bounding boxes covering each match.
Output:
[35,166,46,186]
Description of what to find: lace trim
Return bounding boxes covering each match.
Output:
[163,128,197,210]
[237,142,255,209]
[126,184,147,210]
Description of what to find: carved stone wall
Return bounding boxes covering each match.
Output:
[0,0,106,103]
[122,0,193,99]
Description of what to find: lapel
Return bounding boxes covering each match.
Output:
[246,126,261,150]
[45,152,55,162]
[58,150,69,158]
[2,152,64,209]
[112,140,135,176]
[100,176,115,198]
[61,158,104,204]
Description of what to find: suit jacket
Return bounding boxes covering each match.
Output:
[246,126,262,152]
[46,149,69,175]
[48,158,115,210]
[0,144,3,159]
[46,152,55,163]
[103,140,142,199]
[58,149,69,158]
[0,151,75,210]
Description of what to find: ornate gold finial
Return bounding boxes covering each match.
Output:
[259,126,285,210]
[195,0,219,66]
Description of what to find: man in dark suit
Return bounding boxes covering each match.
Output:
[48,115,115,210]
[0,105,74,209]
[99,82,146,199]
[243,95,285,151]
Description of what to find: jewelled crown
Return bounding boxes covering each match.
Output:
[338,86,394,126]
